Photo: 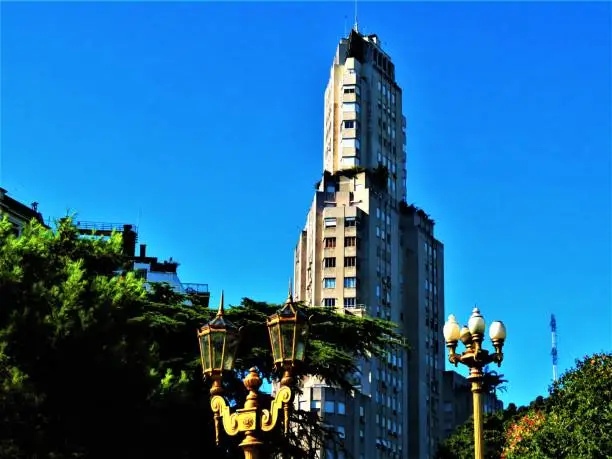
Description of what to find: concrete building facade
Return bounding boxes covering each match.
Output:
[292,29,445,459]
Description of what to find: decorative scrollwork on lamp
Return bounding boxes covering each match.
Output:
[198,284,311,459]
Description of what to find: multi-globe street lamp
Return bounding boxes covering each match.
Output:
[443,307,507,459]
[198,288,309,459]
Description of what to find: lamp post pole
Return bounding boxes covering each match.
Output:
[470,368,485,459]
[443,307,507,459]
[198,287,309,459]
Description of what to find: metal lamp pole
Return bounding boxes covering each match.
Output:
[443,308,507,459]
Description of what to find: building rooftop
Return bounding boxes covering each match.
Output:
[0,187,45,225]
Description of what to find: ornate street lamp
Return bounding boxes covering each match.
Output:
[443,307,507,459]
[267,284,309,387]
[198,291,241,396]
[198,287,310,459]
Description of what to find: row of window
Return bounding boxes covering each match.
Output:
[375,391,402,411]
[375,414,402,436]
[306,399,346,415]
[376,207,392,225]
[324,236,356,248]
[323,277,357,289]
[324,257,356,268]
[377,80,397,105]
[323,298,357,307]
[324,216,357,228]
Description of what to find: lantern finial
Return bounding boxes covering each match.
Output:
[287,279,293,303]
[217,291,225,317]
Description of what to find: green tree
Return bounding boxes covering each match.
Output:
[0,217,404,458]
[503,353,612,459]
[436,409,511,459]
[437,353,612,459]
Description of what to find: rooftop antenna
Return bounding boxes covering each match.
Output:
[353,0,359,33]
[550,314,559,382]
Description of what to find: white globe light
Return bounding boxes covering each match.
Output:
[443,314,461,342]
[468,307,486,335]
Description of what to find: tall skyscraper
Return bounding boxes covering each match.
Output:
[292,29,446,459]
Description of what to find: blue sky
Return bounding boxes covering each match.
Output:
[1,2,610,408]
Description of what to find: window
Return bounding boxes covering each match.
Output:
[325,237,336,248]
[338,402,346,415]
[135,269,148,280]
[324,258,336,268]
[342,102,360,113]
[343,86,356,94]
[324,217,336,228]
[344,257,356,267]
[343,120,356,129]
[344,298,356,307]
[324,278,336,288]
[345,236,356,247]
[324,401,335,413]
[345,216,357,227]
[344,277,357,288]
[311,400,321,411]
[323,298,336,307]
[360,406,365,417]
[337,426,346,439]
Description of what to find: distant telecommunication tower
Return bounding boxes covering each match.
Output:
[550,314,558,382]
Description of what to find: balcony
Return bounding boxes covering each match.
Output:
[344,226,357,237]
[343,93,358,103]
[343,73,357,86]
[342,127,358,139]
[76,220,137,236]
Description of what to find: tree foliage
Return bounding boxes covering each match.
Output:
[502,353,612,459]
[0,217,404,458]
[438,353,612,459]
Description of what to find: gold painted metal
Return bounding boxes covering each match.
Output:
[197,291,241,391]
[210,367,293,458]
[444,308,506,459]
[266,282,310,385]
[199,286,310,459]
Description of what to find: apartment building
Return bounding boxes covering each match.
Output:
[292,29,445,459]
[75,221,210,307]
